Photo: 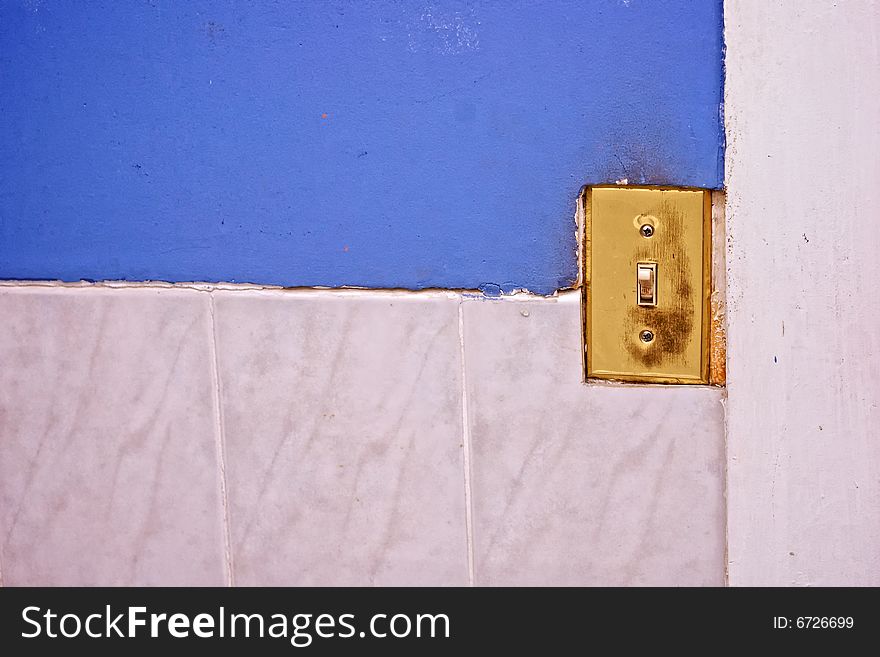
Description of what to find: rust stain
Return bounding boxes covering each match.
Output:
[709,292,726,384]
[623,200,694,368]
[709,189,726,386]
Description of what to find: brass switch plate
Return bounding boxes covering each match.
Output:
[584,186,710,384]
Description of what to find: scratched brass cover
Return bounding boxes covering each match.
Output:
[585,186,710,383]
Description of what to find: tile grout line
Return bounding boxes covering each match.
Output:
[209,293,236,587]
[457,300,476,587]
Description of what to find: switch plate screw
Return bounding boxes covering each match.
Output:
[640,224,654,238]
[640,329,654,343]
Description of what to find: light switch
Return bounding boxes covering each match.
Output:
[584,186,711,384]
[637,263,657,306]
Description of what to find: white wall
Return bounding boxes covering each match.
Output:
[725,0,880,585]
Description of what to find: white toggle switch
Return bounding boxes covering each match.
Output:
[637,263,657,307]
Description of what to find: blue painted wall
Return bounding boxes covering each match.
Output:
[0,1,723,294]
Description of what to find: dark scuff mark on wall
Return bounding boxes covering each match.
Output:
[606,142,678,186]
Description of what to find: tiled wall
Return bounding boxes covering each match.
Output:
[0,285,725,586]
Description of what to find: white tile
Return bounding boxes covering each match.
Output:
[0,287,227,585]
[463,291,725,586]
[213,290,468,586]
